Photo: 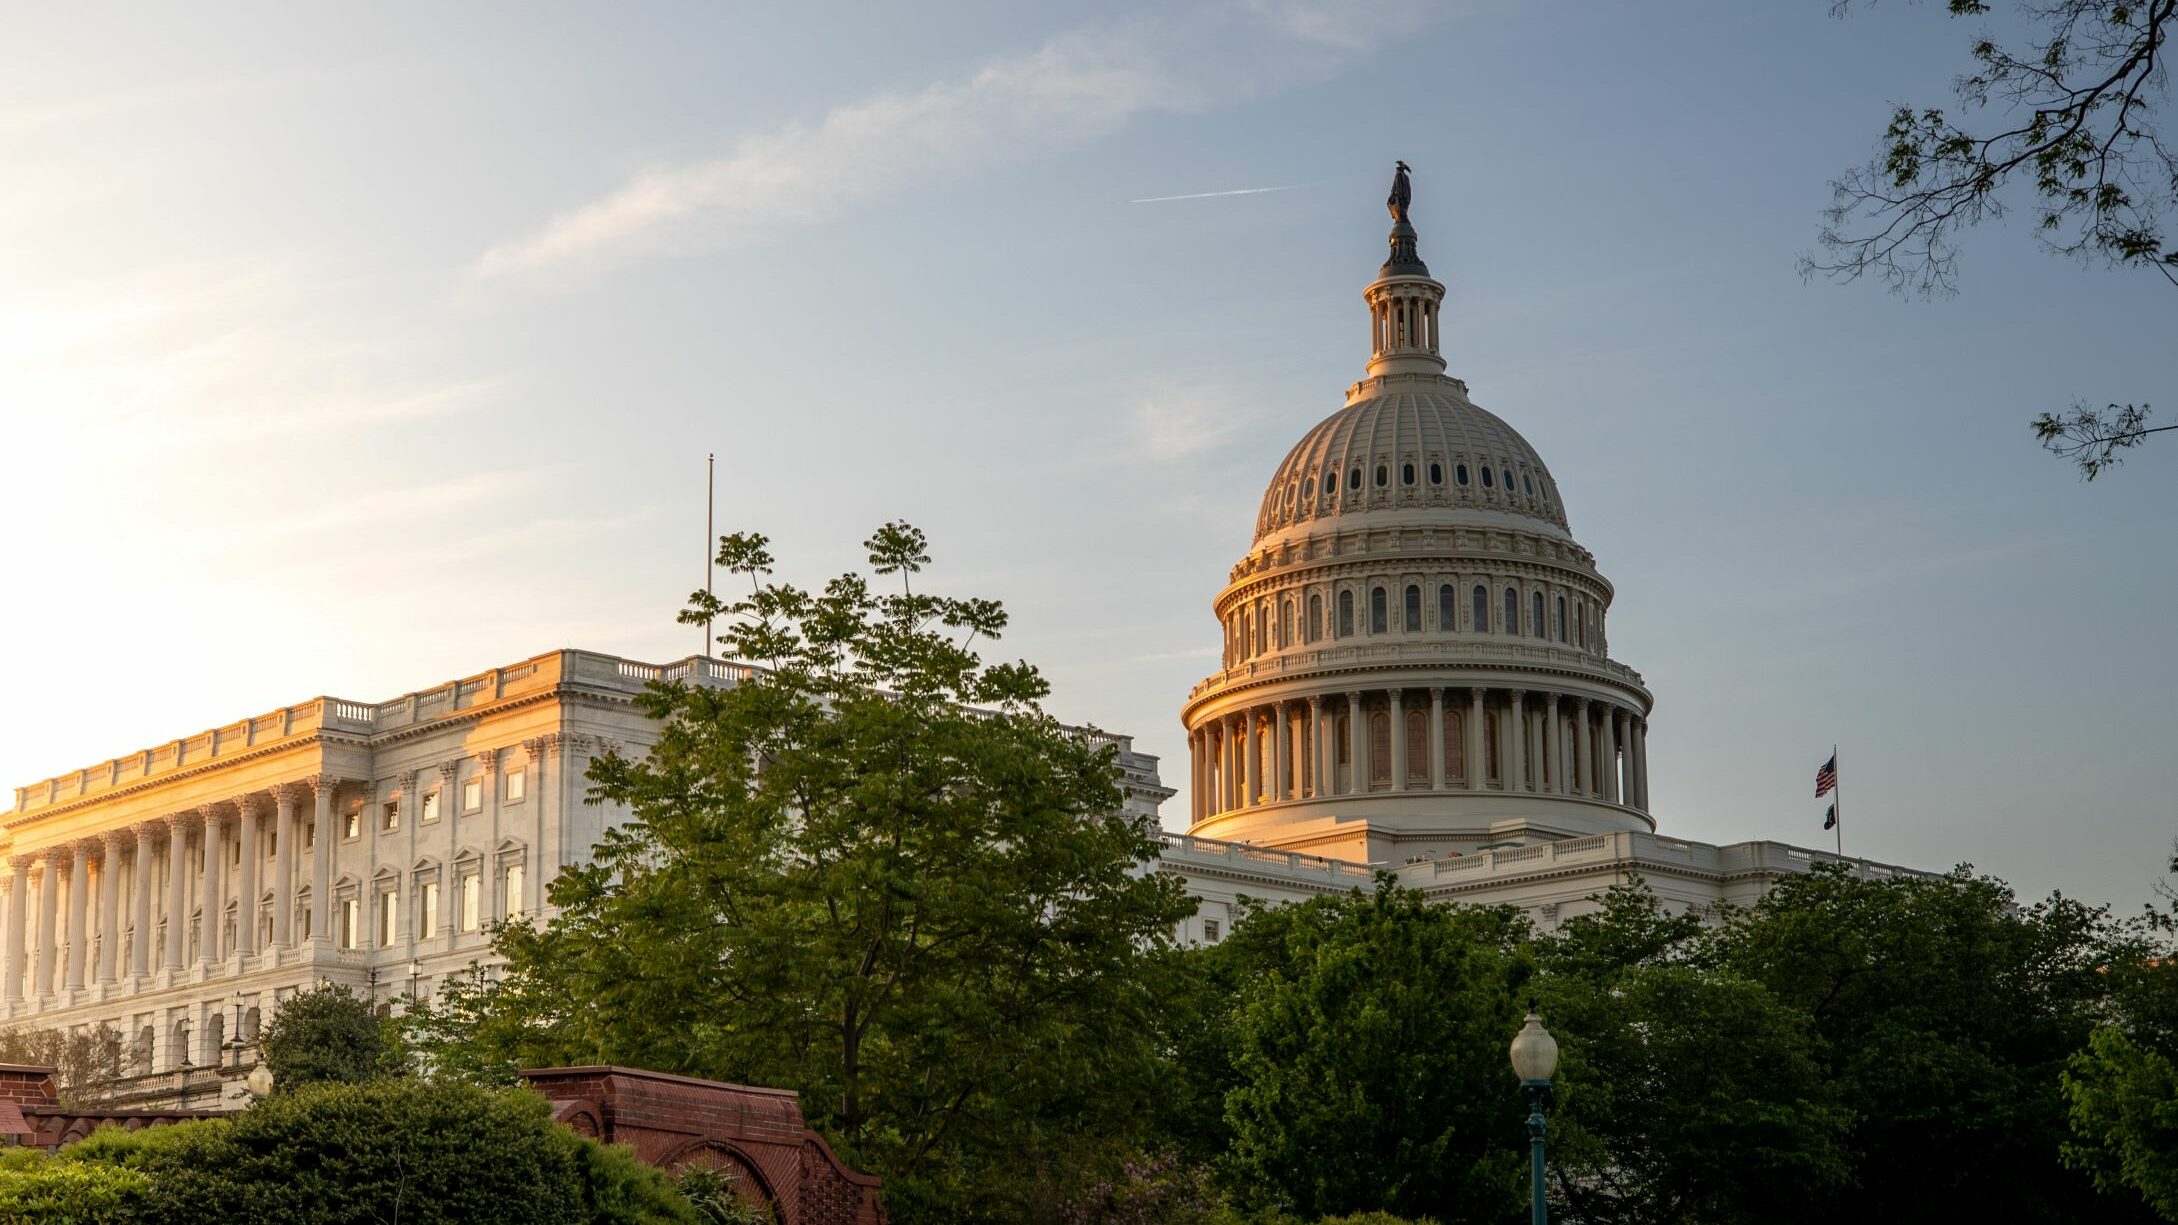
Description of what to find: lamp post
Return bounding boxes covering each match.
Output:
[1509,1005,1560,1225]
[407,960,421,1002]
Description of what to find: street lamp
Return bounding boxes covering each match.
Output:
[1509,1004,1560,1225]
[407,960,421,1001]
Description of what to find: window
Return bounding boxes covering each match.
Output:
[1532,592,1545,638]
[1348,467,1362,491]
[1203,919,1221,943]
[378,890,398,948]
[463,778,482,814]
[421,881,440,938]
[1575,600,1586,647]
[1429,461,1444,485]
[1368,711,1391,787]
[1404,585,1421,632]
[231,839,240,868]
[1503,468,1515,490]
[381,801,400,833]
[340,898,361,950]
[1472,585,1489,632]
[1456,463,1470,486]
[1445,709,1466,781]
[1539,484,1549,506]
[1556,596,1567,642]
[1338,590,1354,637]
[1374,464,1388,488]
[304,819,315,850]
[1505,587,1519,634]
[1369,587,1388,634]
[1401,462,1415,486]
[420,791,439,823]
[503,864,525,920]
[1303,475,1315,499]
[1406,710,1429,782]
[1279,601,1293,648]
[1480,466,1494,488]
[1522,473,1535,497]
[343,809,361,840]
[1308,593,1323,642]
[460,875,480,932]
[1439,584,1454,631]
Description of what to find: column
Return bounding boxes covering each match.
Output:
[1241,710,1260,808]
[1389,689,1408,791]
[1631,719,1650,810]
[236,795,262,957]
[97,832,123,984]
[1600,706,1621,803]
[1544,694,1564,797]
[64,844,89,991]
[312,779,335,946]
[273,784,299,949]
[1576,702,1595,796]
[1467,688,1487,790]
[163,815,189,972]
[131,823,154,976]
[1346,692,1365,796]
[36,849,59,996]
[1271,704,1288,802]
[199,807,225,966]
[3,858,27,1002]
[1308,696,1328,797]
[1528,701,1546,794]
[1428,688,1445,789]
[1508,692,1528,793]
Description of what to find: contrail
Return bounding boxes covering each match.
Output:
[1127,184,1301,204]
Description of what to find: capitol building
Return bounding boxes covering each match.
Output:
[1,169,1913,1093]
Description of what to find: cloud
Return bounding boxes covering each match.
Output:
[476,1,1446,280]
[1124,383,1254,462]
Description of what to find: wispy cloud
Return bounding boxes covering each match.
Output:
[476,1,1441,280]
[1129,184,1301,204]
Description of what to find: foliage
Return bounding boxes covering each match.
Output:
[58,1080,694,1225]
[257,983,402,1089]
[674,1167,775,1225]
[2031,402,2174,480]
[2063,1026,2178,1219]
[1212,882,1531,1223]
[0,1023,126,1105]
[407,523,1195,1222]
[0,1148,148,1225]
[1061,1151,1229,1225]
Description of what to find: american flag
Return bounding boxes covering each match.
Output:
[1814,753,1838,798]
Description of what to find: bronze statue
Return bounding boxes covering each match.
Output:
[1387,161,1412,222]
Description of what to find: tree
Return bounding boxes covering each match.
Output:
[1211,883,1532,1223]
[410,523,1195,1222]
[258,983,401,1089]
[0,1024,126,1106]
[1809,0,2173,478]
[2063,1026,2178,1219]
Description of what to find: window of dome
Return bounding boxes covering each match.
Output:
[1401,463,1415,486]
[1522,473,1534,497]
[1455,463,1469,486]
[1502,468,1515,490]
[1555,595,1567,643]
[1575,599,1585,648]
[1303,475,1316,499]
[1309,593,1323,642]
[1472,584,1488,631]
[1531,592,1544,639]
[1348,467,1362,491]
[1438,584,1454,630]
[1374,464,1388,488]
[1429,461,1443,485]
[1404,585,1421,632]
[1480,467,1494,489]
[1504,587,1518,633]
[1338,590,1354,637]
[1370,587,1388,634]
[1539,484,1549,506]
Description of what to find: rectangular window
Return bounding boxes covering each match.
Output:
[460,875,480,932]
[1203,919,1221,942]
[503,864,525,919]
[421,791,440,824]
[343,810,360,840]
[505,768,526,804]
[421,881,440,937]
[230,839,240,867]
[304,819,315,850]
[378,891,398,948]
[301,905,313,941]
[462,778,483,814]
[381,801,400,833]
[340,898,360,950]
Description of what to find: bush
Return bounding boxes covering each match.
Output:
[258,983,401,1088]
[0,1149,148,1225]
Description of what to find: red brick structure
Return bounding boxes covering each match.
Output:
[0,1062,883,1224]
[523,1066,884,1225]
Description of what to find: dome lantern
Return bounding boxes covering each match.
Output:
[1366,161,1448,380]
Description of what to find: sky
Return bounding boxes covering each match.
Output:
[1,1,2171,910]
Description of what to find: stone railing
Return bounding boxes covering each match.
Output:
[1188,638,1648,701]
[1406,832,1926,886]
[1154,831,1379,883]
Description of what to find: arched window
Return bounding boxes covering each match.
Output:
[1445,709,1466,781]
[1370,587,1388,634]
[1304,475,1316,499]
[1522,473,1534,497]
[1438,584,1455,631]
[1532,592,1545,638]
[1429,461,1444,485]
[1338,590,1354,637]
[1309,593,1323,642]
[1348,467,1362,491]
[1555,595,1567,642]
[1574,599,1585,647]
[1539,484,1550,506]
[1374,464,1389,488]
[1279,601,1294,649]
[1456,463,1470,486]
[1481,466,1494,488]
[1404,585,1421,632]
[1369,711,1391,787]
[1406,709,1429,782]
[1244,607,1256,657]
[1472,584,1489,631]
[1504,587,1519,634]
[1503,468,1515,490]
[1401,462,1416,486]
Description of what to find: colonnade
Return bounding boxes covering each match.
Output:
[0,776,343,1002]
[1188,686,1648,823]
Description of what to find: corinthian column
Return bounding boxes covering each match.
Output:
[1576,702,1595,796]
[1271,703,1288,802]
[1240,710,1260,808]
[199,807,225,966]
[1508,691,1528,793]
[1630,719,1649,810]
[1467,688,1486,790]
[3,858,27,1002]
[1308,695,1327,797]
[273,784,300,949]
[36,849,60,996]
[1428,688,1445,789]
[311,779,336,945]
[1389,689,1408,791]
[64,844,89,991]
[1600,706,1621,803]
[163,814,189,972]
[131,823,155,976]
[1345,691,1365,796]
[98,832,124,985]
[235,795,263,957]
[1544,693,1564,796]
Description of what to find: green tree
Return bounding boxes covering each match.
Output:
[410,523,1194,1222]
[1213,882,1531,1223]
[2064,1026,2178,1219]
[1809,0,2174,478]
[258,983,400,1088]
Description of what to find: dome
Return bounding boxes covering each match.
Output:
[1253,383,1570,544]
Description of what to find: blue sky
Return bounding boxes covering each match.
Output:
[2,1,2171,908]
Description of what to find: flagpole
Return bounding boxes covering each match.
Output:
[703,452,715,660]
[1831,744,1842,857]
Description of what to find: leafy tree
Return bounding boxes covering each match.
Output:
[1213,882,1531,1223]
[258,983,400,1089]
[0,1023,126,1106]
[409,523,1194,1222]
[1809,0,2173,478]
[2063,1026,2178,1219]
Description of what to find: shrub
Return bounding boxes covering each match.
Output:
[0,1149,148,1225]
[258,983,401,1088]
